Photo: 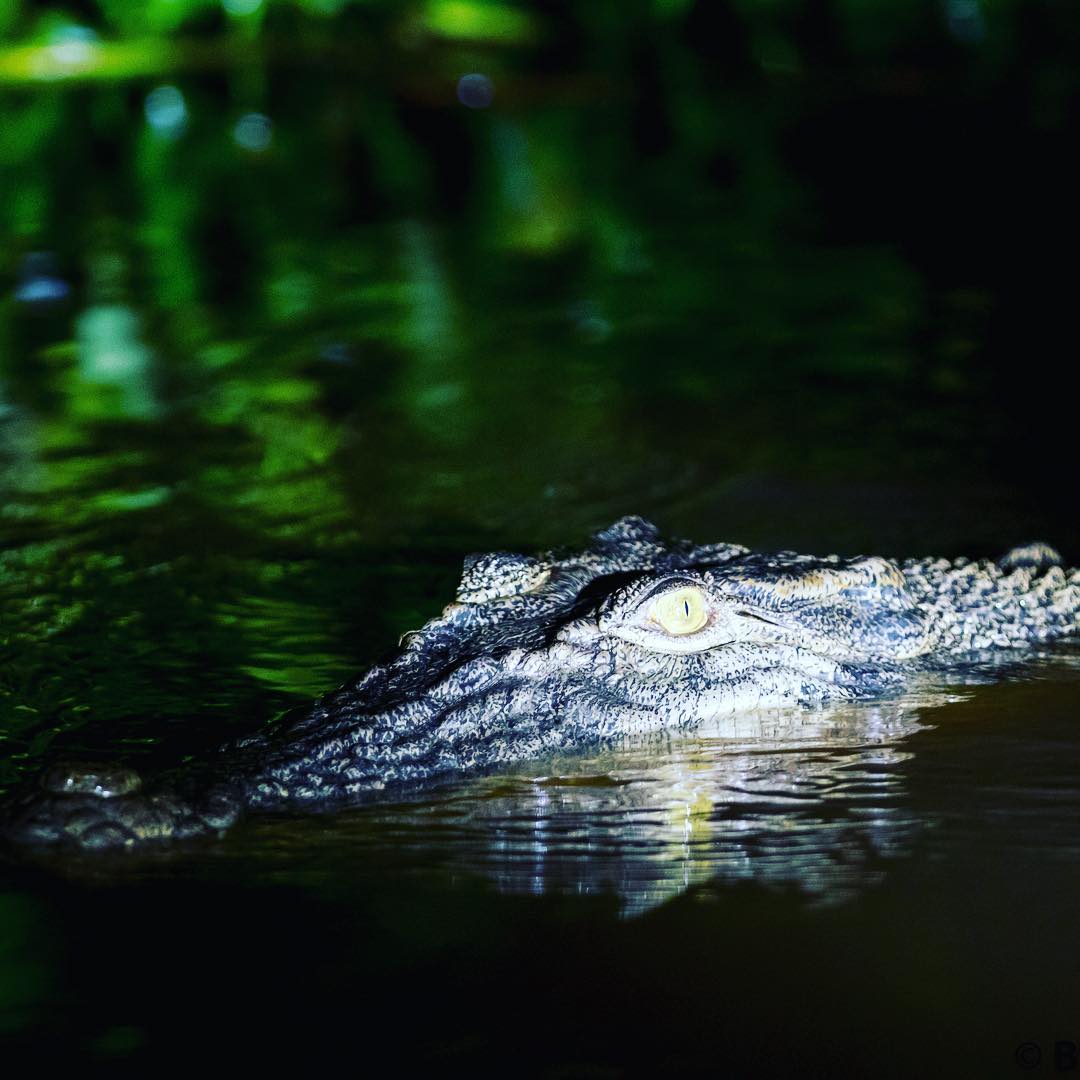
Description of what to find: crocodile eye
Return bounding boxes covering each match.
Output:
[650,586,708,636]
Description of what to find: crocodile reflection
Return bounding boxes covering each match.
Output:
[263,694,946,914]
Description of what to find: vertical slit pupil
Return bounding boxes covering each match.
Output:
[683,600,690,617]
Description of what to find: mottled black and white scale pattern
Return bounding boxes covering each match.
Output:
[4,517,1077,850]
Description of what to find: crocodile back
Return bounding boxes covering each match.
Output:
[902,545,1079,653]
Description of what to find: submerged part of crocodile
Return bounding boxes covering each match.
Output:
[4,517,1078,850]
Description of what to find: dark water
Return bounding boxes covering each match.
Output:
[4,662,1080,1076]
[4,12,1080,1071]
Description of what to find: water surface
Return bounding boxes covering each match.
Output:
[3,30,1080,1070]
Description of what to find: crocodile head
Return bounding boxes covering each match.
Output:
[8,516,1074,849]
[246,518,927,808]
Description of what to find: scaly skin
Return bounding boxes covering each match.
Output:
[4,517,1077,850]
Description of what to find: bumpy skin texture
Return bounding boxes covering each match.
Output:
[4,517,1078,850]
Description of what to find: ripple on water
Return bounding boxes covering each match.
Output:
[227,688,965,915]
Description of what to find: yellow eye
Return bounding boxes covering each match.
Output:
[650,586,708,636]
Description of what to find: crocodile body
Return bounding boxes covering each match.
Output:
[4,517,1078,850]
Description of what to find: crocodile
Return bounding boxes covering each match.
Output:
[3,516,1078,850]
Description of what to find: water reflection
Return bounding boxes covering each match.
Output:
[233,113,273,153]
[144,85,188,141]
[259,691,958,916]
[13,253,70,306]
